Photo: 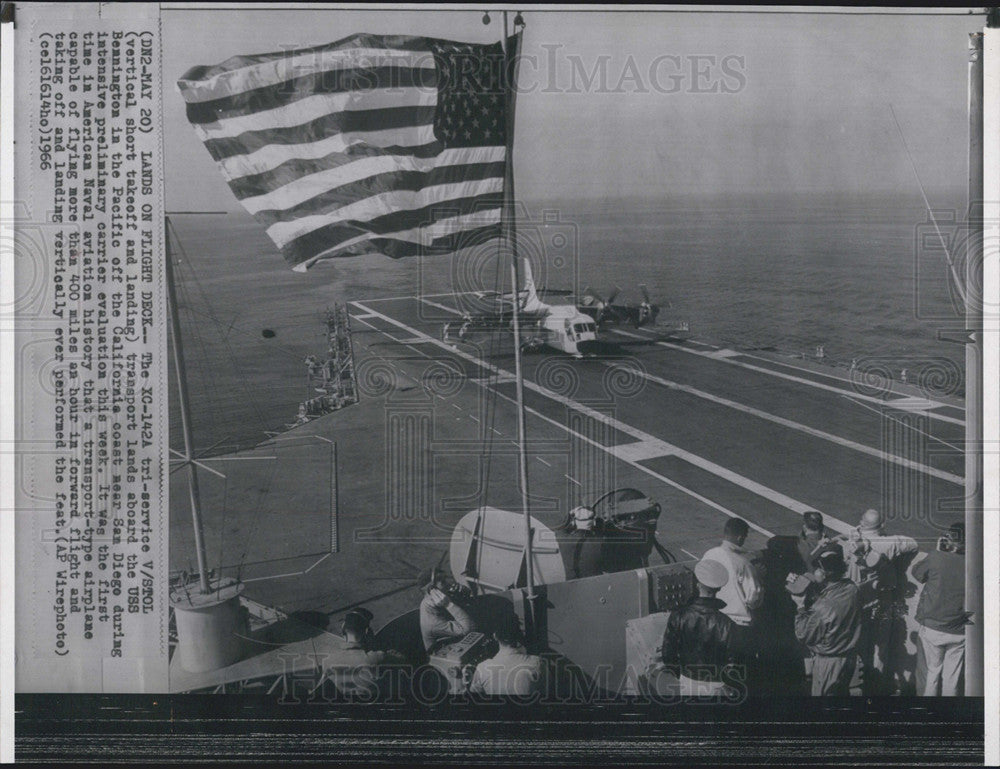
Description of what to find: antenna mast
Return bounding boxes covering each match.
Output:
[499,11,537,611]
[165,216,211,594]
[964,28,985,698]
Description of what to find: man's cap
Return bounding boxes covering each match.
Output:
[947,521,965,543]
[802,511,824,532]
[342,607,374,634]
[694,558,729,589]
[859,508,883,532]
[816,543,847,574]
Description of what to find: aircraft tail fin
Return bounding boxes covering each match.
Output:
[520,258,546,313]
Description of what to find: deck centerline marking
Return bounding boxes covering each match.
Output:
[843,395,964,452]
[740,349,894,386]
[350,299,850,536]
[419,297,464,316]
[484,379,776,537]
[603,360,962,484]
[610,327,964,426]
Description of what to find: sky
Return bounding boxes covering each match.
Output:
[161,7,985,211]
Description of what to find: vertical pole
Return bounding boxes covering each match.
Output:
[965,32,984,697]
[500,13,536,604]
[331,441,339,553]
[165,218,211,594]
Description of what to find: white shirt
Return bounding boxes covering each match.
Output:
[702,540,762,626]
[469,644,546,696]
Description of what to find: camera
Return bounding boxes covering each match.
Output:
[441,579,473,603]
[426,568,473,604]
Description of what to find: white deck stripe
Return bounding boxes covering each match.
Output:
[483,384,775,538]
[610,361,963,485]
[419,297,464,315]
[611,328,964,427]
[351,304,805,540]
[352,300,851,536]
[419,296,959,483]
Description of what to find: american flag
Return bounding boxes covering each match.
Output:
[177,33,517,271]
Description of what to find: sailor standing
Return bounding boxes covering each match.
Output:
[702,518,762,629]
[702,518,763,688]
[660,559,741,696]
[912,522,969,696]
[795,511,830,575]
[793,544,864,696]
[843,508,919,694]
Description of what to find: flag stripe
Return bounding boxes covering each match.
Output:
[289,212,502,270]
[224,142,444,200]
[278,192,502,263]
[240,146,505,212]
[201,105,437,162]
[266,178,504,247]
[206,124,439,181]
[184,66,437,125]
[195,87,436,142]
[252,161,506,226]
[177,35,437,100]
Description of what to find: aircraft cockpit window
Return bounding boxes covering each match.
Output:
[575,323,595,335]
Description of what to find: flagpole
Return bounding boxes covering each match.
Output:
[964,30,984,697]
[500,12,537,610]
[165,216,211,594]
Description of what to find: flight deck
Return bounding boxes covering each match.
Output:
[168,290,965,645]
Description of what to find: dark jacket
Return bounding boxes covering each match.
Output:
[794,578,861,657]
[912,550,966,635]
[565,529,604,580]
[660,596,737,681]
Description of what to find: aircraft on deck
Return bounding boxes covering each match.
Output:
[578,284,665,329]
[444,259,599,357]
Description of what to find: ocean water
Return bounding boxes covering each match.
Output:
[168,191,969,452]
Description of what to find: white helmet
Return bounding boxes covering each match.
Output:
[571,506,596,531]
